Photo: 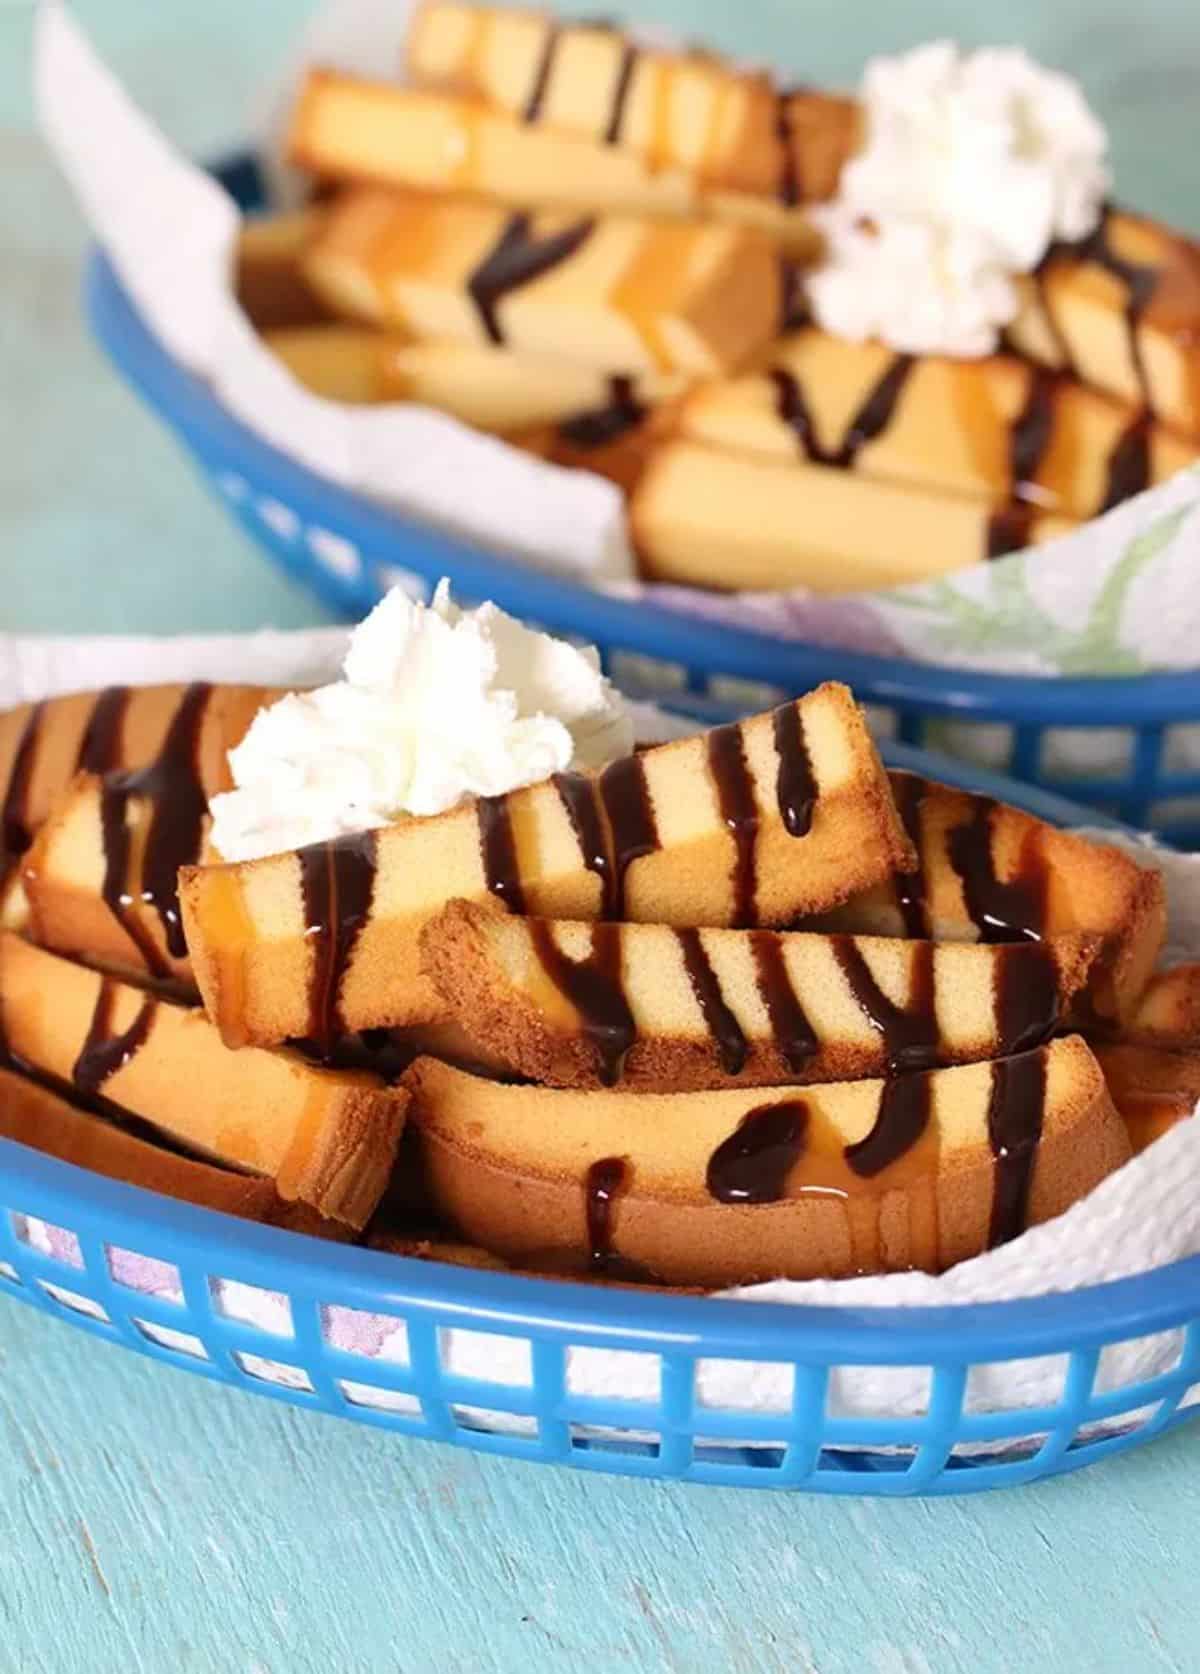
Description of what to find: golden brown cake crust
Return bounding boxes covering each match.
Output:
[404,1038,1129,1286]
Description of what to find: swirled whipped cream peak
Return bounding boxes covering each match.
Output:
[808,40,1111,357]
[209,581,634,862]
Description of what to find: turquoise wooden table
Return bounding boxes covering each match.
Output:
[4,4,1200,1670]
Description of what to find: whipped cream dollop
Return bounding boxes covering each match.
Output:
[808,41,1111,357]
[209,582,634,862]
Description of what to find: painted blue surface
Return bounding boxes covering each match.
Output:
[5,3,1200,1671]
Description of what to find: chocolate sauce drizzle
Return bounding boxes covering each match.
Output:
[994,942,1060,1057]
[604,41,638,144]
[750,931,817,1074]
[553,771,613,916]
[775,88,800,207]
[477,794,528,915]
[298,829,378,1060]
[676,928,747,1076]
[1100,408,1153,512]
[596,753,659,919]
[530,919,635,1085]
[846,1072,932,1180]
[707,721,759,925]
[1008,368,1058,501]
[945,798,1047,943]
[771,703,817,838]
[986,1047,1048,1247]
[706,1100,807,1203]
[985,502,1038,560]
[468,213,594,344]
[76,685,130,775]
[1076,210,1161,405]
[585,1155,628,1268]
[1,701,44,880]
[522,23,562,121]
[72,979,158,1098]
[557,376,646,447]
[770,354,915,470]
[890,771,929,938]
[97,682,214,973]
[833,936,938,1076]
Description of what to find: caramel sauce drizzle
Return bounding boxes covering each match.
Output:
[72,978,158,1098]
[770,353,915,469]
[704,1086,943,1273]
[0,701,44,884]
[986,1047,1047,1247]
[97,682,214,975]
[297,829,378,1060]
[529,919,634,1085]
[468,213,594,345]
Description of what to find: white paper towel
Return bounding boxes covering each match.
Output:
[34,2,1200,679]
[33,4,633,588]
[6,621,1200,1443]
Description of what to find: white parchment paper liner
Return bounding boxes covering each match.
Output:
[5,623,1200,1450]
[35,5,1200,685]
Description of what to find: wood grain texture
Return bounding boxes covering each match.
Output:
[2,1296,1200,1674]
[3,2,1200,1670]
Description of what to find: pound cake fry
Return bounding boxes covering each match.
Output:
[264,326,685,431]
[1,682,271,929]
[1114,964,1200,1047]
[421,899,1100,1090]
[406,1038,1129,1285]
[1094,1043,1200,1153]
[0,1069,350,1238]
[21,683,280,984]
[814,772,1165,1022]
[181,686,912,1046]
[407,2,857,202]
[302,186,782,376]
[288,68,823,252]
[629,440,1076,590]
[677,329,1200,521]
[235,208,332,331]
[0,935,406,1230]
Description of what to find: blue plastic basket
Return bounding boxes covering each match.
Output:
[85,154,1200,845]
[1,741,1197,1495]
